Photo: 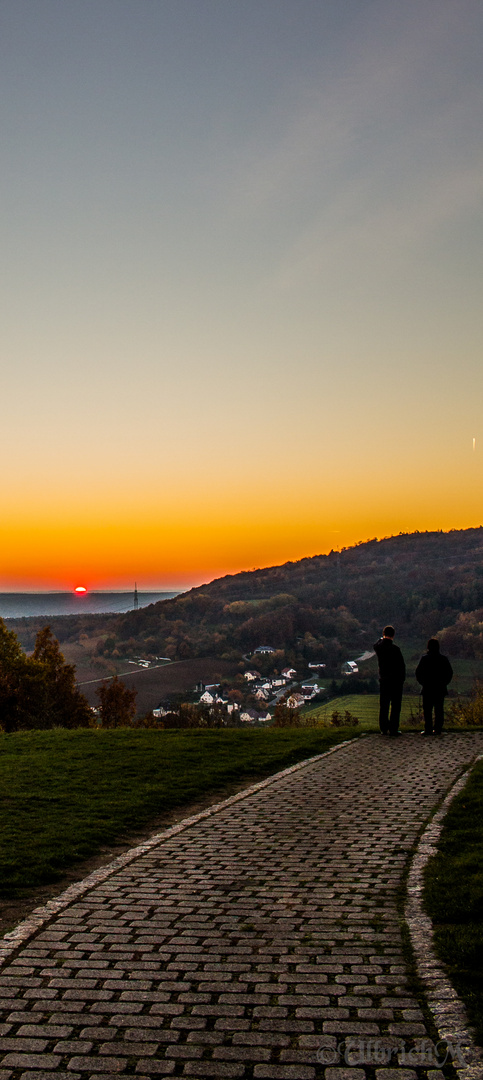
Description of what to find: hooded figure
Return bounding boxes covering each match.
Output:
[416,638,453,736]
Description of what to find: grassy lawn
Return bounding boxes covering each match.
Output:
[0,726,360,900]
[423,759,483,1046]
[303,693,422,729]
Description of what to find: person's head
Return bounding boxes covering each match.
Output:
[383,625,395,639]
[427,638,440,653]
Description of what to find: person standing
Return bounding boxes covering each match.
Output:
[374,625,406,737]
[416,638,453,736]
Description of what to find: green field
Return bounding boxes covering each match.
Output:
[445,657,483,696]
[0,726,360,904]
[424,759,483,1046]
[303,693,423,729]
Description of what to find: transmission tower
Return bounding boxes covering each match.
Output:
[134,582,139,611]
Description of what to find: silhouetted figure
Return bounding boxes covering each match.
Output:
[416,639,453,736]
[374,625,406,737]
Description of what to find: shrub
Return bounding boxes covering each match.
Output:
[330,708,359,727]
[446,682,483,727]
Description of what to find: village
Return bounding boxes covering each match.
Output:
[148,645,375,725]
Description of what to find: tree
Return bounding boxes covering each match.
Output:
[32,626,91,729]
[0,620,91,731]
[272,695,300,727]
[96,677,137,727]
[0,621,25,732]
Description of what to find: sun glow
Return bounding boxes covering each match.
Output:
[74,586,87,593]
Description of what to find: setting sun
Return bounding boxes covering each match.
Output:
[74,586,87,593]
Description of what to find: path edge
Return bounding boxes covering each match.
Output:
[405,750,483,1079]
[0,735,358,968]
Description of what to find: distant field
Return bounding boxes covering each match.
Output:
[75,657,239,714]
[304,693,423,729]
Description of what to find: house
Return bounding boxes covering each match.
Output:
[253,645,276,655]
[240,708,271,724]
[308,662,326,670]
[286,693,305,709]
[199,690,226,705]
[341,660,359,676]
[244,670,261,681]
[257,709,272,723]
[239,708,261,723]
[254,687,270,701]
[271,677,287,688]
[281,667,297,679]
[301,682,318,699]
[301,682,325,700]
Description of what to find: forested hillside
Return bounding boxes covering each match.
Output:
[9,529,483,668]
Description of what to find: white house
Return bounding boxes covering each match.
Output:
[286,693,305,709]
[301,681,325,700]
[240,708,261,723]
[301,682,318,699]
[308,662,326,670]
[240,708,271,724]
[254,688,270,701]
[199,690,226,705]
[253,645,276,655]
[244,670,261,681]
[341,660,359,675]
[281,667,297,679]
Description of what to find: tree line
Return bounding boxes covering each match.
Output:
[0,621,137,731]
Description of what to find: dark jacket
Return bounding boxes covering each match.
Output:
[374,638,406,684]
[416,653,453,696]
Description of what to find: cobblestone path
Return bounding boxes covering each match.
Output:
[1,732,483,1080]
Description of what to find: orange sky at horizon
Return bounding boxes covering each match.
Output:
[2,421,481,591]
[1,485,482,591]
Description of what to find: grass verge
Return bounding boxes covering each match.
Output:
[0,726,359,899]
[423,758,483,1047]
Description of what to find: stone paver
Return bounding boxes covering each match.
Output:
[1,732,483,1079]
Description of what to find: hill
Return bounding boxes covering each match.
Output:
[8,529,483,680]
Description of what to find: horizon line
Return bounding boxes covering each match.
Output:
[0,587,190,595]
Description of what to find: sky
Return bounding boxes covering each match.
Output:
[1,0,482,590]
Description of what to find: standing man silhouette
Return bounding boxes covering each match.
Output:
[374,625,406,737]
[416,638,453,736]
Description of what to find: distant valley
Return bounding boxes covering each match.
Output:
[5,528,483,714]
